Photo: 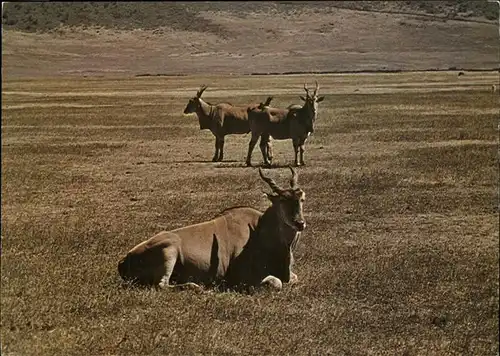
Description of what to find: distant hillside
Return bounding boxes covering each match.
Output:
[2,1,498,78]
[2,1,497,33]
[2,2,231,37]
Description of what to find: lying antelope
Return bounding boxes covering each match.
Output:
[118,167,306,292]
[246,81,324,167]
[183,85,273,162]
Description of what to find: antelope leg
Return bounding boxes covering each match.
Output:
[246,133,259,167]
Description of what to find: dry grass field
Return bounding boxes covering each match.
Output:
[1,71,499,355]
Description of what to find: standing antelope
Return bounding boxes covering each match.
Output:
[183,85,273,162]
[246,81,324,167]
[118,167,306,292]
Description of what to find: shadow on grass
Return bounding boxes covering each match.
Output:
[170,160,213,164]
[169,159,240,164]
[212,162,298,169]
[265,163,299,169]
[213,162,249,169]
[248,163,300,169]
[118,277,268,295]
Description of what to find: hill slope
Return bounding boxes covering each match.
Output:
[2,1,498,78]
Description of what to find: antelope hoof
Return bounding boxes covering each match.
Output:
[245,161,252,167]
[217,157,223,162]
[263,161,272,168]
[181,282,203,293]
[261,276,283,291]
[158,276,169,289]
[212,157,218,162]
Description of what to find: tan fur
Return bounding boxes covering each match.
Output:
[118,167,306,292]
[183,86,273,162]
[245,82,324,167]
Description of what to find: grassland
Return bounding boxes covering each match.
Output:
[1,72,499,355]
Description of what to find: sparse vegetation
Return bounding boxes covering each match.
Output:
[1,2,232,37]
[1,72,498,355]
[2,2,497,78]
[2,1,497,34]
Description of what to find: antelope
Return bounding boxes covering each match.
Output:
[183,85,273,162]
[118,167,306,292]
[246,81,324,167]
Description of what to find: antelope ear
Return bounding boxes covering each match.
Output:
[299,96,306,101]
[317,96,325,102]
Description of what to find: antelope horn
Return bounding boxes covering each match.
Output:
[289,166,298,188]
[259,168,284,194]
[263,96,273,106]
[303,82,310,96]
[197,85,208,98]
[314,80,319,96]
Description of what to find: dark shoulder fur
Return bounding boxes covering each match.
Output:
[213,205,262,218]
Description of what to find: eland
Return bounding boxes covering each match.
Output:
[118,167,306,292]
[183,85,273,162]
[246,81,324,167]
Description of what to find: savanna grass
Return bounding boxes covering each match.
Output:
[1,72,498,355]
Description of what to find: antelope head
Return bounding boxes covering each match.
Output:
[300,81,324,104]
[259,166,306,232]
[299,81,325,130]
[183,85,208,114]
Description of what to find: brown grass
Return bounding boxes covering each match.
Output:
[1,72,498,355]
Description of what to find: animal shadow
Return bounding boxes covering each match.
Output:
[261,162,299,169]
[171,159,240,165]
[213,162,248,169]
[170,160,214,164]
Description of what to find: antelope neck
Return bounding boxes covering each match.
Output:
[301,101,315,115]
[261,204,298,248]
[197,98,214,118]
